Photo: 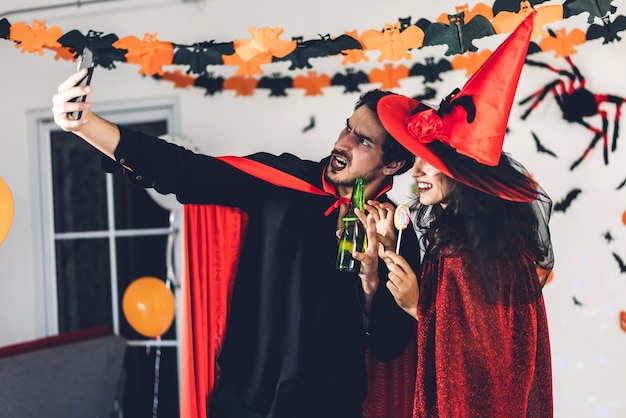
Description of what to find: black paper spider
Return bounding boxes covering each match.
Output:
[519,57,624,170]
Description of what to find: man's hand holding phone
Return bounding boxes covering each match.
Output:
[69,46,97,120]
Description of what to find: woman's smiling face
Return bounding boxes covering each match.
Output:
[410,157,455,208]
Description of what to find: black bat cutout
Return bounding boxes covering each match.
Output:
[0,18,10,39]
[611,252,626,273]
[586,14,626,43]
[564,0,617,23]
[423,12,496,56]
[572,296,583,306]
[257,74,293,97]
[57,29,124,69]
[302,116,316,133]
[617,177,626,190]
[531,131,558,158]
[173,41,235,75]
[409,57,453,83]
[602,230,614,243]
[493,0,551,14]
[331,68,370,93]
[554,188,582,212]
[273,34,362,70]
[412,87,438,102]
[193,74,225,96]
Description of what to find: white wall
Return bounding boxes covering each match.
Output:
[1,0,625,416]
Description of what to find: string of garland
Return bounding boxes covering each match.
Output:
[0,0,624,97]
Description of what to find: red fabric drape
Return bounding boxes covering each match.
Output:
[180,204,248,418]
[362,336,417,418]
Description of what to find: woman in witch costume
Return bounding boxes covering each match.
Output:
[357,13,555,417]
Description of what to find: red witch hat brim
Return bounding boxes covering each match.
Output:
[378,12,537,202]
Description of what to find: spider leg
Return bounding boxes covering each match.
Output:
[569,117,608,170]
[519,80,561,120]
[607,95,624,152]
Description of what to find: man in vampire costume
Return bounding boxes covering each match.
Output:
[52,80,421,417]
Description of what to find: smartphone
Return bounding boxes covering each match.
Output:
[70,46,97,120]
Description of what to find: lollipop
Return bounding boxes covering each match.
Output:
[394,204,410,253]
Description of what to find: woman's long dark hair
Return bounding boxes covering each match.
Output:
[412,152,553,294]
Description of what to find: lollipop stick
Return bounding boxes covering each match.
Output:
[395,229,402,253]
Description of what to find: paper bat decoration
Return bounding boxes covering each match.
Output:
[155,70,196,89]
[492,1,563,40]
[257,73,294,96]
[423,12,496,56]
[9,19,63,55]
[302,116,316,133]
[173,41,235,75]
[586,14,626,43]
[539,28,586,57]
[368,63,409,89]
[451,49,491,77]
[563,0,617,23]
[554,188,582,212]
[617,177,626,190]
[273,34,362,70]
[193,74,225,96]
[572,296,583,306]
[331,68,369,93]
[113,33,174,75]
[233,26,296,63]
[57,29,124,68]
[531,131,558,158]
[436,3,494,24]
[412,86,438,102]
[493,0,551,15]
[602,230,614,243]
[612,252,626,273]
[409,56,452,83]
[292,71,331,96]
[340,30,369,65]
[222,51,272,76]
[360,22,424,61]
[223,75,258,96]
[0,18,10,39]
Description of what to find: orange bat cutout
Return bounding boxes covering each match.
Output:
[492,1,563,40]
[222,52,272,76]
[113,33,174,76]
[159,70,196,89]
[9,20,63,55]
[234,27,296,63]
[539,28,586,57]
[368,63,409,89]
[621,311,626,332]
[48,45,76,61]
[292,71,331,96]
[451,49,492,77]
[360,22,424,62]
[436,3,494,23]
[341,30,369,65]
[223,76,258,96]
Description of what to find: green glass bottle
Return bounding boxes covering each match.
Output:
[336,177,366,273]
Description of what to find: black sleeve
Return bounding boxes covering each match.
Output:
[100,126,280,212]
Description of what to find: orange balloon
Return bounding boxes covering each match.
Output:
[0,177,14,246]
[122,276,176,338]
[622,209,626,226]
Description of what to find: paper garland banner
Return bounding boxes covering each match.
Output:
[0,1,624,97]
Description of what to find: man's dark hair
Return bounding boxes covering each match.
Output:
[355,89,414,175]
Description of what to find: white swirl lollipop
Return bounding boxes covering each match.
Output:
[394,204,410,253]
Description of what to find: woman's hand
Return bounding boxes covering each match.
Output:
[51,68,93,132]
[383,251,419,320]
[362,200,397,258]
